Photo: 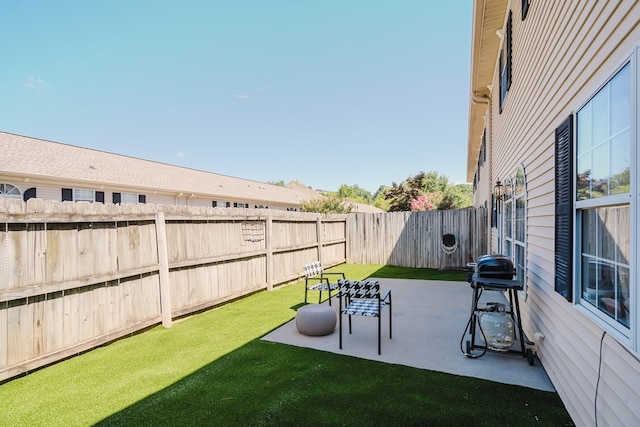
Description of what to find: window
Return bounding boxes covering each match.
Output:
[121,193,139,204]
[499,168,527,291]
[503,177,513,259]
[499,11,513,113]
[513,166,527,288]
[113,192,141,204]
[73,189,95,202]
[0,183,21,198]
[575,62,631,334]
[62,188,104,203]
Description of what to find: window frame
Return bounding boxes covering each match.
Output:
[0,183,22,199]
[572,53,640,354]
[121,192,139,205]
[73,188,95,202]
[63,188,104,203]
[513,165,527,294]
[499,168,528,294]
[573,58,634,341]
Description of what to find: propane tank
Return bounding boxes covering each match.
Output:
[479,302,514,351]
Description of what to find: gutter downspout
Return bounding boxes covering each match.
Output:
[470,91,492,251]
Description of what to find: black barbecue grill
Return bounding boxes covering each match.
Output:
[475,254,516,279]
[461,254,535,365]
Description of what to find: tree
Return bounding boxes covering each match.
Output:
[373,186,391,211]
[444,183,473,209]
[383,171,472,211]
[301,195,353,214]
[268,180,285,186]
[335,184,373,204]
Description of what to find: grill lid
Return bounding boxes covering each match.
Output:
[475,254,515,279]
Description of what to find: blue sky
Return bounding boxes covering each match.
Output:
[1,1,472,194]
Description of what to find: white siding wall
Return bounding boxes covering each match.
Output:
[485,1,640,425]
[0,175,298,210]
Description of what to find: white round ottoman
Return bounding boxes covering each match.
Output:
[296,304,336,336]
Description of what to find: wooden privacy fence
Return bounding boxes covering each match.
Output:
[0,199,485,382]
[346,209,487,269]
[0,198,347,382]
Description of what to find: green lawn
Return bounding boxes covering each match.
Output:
[0,264,572,426]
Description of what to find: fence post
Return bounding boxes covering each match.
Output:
[265,215,273,291]
[155,211,172,328]
[316,217,323,264]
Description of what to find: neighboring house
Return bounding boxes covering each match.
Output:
[0,131,315,210]
[468,1,639,425]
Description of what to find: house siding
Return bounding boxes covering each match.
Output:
[471,1,640,425]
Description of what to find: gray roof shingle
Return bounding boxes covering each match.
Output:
[0,131,315,205]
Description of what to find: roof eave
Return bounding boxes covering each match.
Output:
[466,0,509,182]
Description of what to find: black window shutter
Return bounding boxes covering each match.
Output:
[138,194,146,204]
[554,115,573,302]
[522,0,530,20]
[95,191,105,203]
[499,54,504,113]
[506,11,512,92]
[23,188,36,201]
[62,188,73,201]
[112,193,121,204]
[482,130,487,163]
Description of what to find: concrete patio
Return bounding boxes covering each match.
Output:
[262,278,555,392]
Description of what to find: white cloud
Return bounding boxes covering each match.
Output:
[232,92,253,100]
[177,152,185,158]
[24,77,46,91]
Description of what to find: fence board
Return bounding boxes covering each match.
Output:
[44,291,64,354]
[0,301,6,368]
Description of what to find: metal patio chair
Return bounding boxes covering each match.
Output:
[303,261,345,306]
[338,279,392,355]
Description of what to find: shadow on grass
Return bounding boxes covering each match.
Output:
[95,339,572,426]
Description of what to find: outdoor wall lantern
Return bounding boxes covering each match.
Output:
[493,180,504,216]
[494,180,504,201]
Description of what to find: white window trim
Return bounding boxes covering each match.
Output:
[73,188,95,202]
[572,52,637,350]
[121,192,139,204]
[500,169,528,297]
[514,165,527,296]
[0,183,21,198]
